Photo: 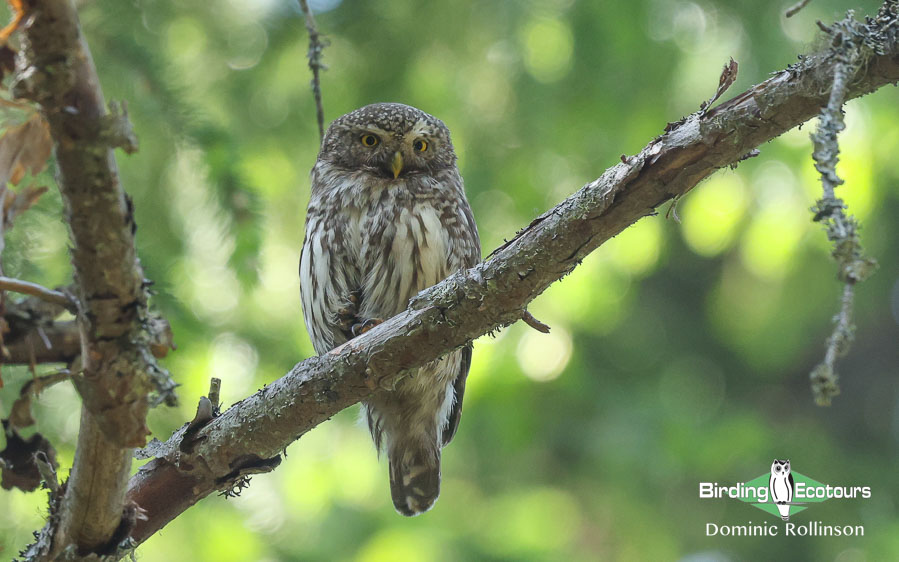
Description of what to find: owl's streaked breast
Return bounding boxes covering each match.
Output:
[343,205,364,267]
[361,199,449,319]
[302,157,476,356]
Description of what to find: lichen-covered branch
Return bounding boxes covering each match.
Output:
[806,9,887,405]
[785,0,813,18]
[125,6,899,546]
[298,0,328,140]
[14,0,174,556]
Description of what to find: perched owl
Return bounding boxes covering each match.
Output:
[769,459,794,521]
[299,103,480,516]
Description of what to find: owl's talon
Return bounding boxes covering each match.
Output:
[351,318,384,337]
[337,312,355,332]
[337,292,362,332]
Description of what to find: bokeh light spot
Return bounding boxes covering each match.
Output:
[681,173,748,257]
[356,527,441,562]
[519,18,574,83]
[482,488,581,555]
[516,325,572,382]
[604,218,663,276]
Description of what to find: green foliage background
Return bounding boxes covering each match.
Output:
[2,0,898,560]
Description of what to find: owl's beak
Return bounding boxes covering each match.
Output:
[391,151,404,179]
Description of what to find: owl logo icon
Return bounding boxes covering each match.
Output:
[769,459,795,521]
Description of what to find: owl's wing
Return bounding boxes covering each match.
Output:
[439,185,479,447]
[788,472,795,497]
[441,343,471,446]
[453,197,482,269]
[300,206,360,353]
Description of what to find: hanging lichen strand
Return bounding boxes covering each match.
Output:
[806,6,895,405]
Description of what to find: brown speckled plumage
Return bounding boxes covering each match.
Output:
[300,103,480,516]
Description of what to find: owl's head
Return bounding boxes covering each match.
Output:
[771,459,791,474]
[318,103,457,179]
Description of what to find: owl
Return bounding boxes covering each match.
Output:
[769,459,794,521]
[299,103,480,516]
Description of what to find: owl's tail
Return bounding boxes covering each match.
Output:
[388,444,441,517]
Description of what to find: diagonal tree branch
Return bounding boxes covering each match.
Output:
[125,5,899,545]
[13,0,174,555]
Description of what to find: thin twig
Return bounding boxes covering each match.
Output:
[34,451,60,493]
[521,309,551,333]
[786,0,813,18]
[824,286,855,371]
[811,285,854,405]
[208,377,221,415]
[807,12,877,406]
[36,326,52,350]
[0,276,77,312]
[298,0,327,141]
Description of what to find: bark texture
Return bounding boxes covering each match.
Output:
[14,0,171,556]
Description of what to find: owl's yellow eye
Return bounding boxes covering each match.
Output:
[413,139,428,152]
[360,134,379,147]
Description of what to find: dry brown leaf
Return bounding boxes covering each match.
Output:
[0,420,58,492]
[3,183,48,225]
[9,391,34,427]
[8,371,70,429]
[0,0,25,43]
[0,114,52,187]
[0,114,53,185]
[700,57,739,114]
